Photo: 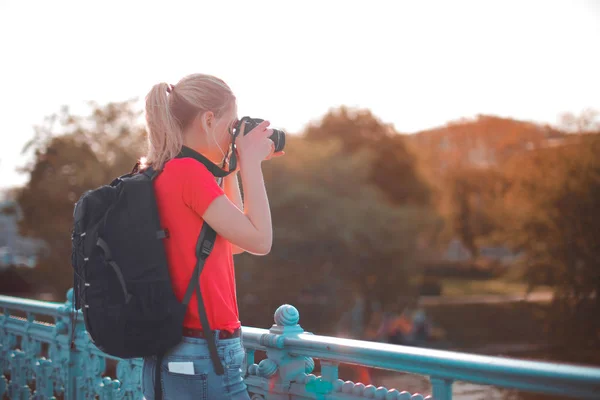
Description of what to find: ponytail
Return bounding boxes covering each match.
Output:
[145,82,183,170]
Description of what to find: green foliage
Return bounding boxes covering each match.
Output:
[494,135,600,353]
[409,111,600,362]
[239,135,436,331]
[0,266,36,295]
[440,166,505,257]
[15,100,145,296]
[272,137,430,282]
[304,107,431,206]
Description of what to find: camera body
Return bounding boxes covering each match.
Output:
[234,116,286,152]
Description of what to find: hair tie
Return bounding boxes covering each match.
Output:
[166,84,175,94]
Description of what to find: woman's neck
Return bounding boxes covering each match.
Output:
[182,141,225,166]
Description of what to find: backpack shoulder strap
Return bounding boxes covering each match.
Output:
[142,166,160,180]
[181,222,224,375]
[155,223,223,399]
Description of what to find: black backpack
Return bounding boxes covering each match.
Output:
[71,151,232,399]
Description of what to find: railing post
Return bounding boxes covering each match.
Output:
[430,377,453,400]
[21,311,40,391]
[0,304,11,398]
[268,305,310,399]
[311,360,338,400]
[32,358,54,399]
[8,351,30,399]
[320,360,338,382]
[54,288,79,399]
[246,304,316,399]
[244,347,255,377]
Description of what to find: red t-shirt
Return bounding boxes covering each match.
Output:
[153,156,240,332]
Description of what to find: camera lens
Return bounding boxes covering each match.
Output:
[237,116,285,152]
[270,129,285,152]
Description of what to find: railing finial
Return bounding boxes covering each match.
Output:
[66,288,74,305]
[274,304,299,327]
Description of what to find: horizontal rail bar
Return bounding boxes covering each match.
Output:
[239,326,270,352]
[242,326,600,397]
[0,295,64,317]
[3,318,57,343]
[278,333,600,399]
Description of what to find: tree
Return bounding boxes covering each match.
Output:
[303,107,431,206]
[236,135,437,335]
[15,100,146,298]
[495,133,600,361]
[439,166,505,258]
[559,108,600,134]
[408,114,565,174]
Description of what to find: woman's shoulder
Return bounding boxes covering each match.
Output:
[163,157,213,178]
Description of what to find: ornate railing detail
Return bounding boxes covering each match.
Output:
[0,290,142,399]
[2,292,600,399]
[243,305,430,400]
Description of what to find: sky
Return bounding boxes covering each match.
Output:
[0,0,599,190]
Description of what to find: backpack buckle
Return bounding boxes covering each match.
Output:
[200,240,213,257]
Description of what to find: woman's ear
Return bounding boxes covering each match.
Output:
[200,111,215,130]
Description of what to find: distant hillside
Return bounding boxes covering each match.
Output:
[406,115,567,175]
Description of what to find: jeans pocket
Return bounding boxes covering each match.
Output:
[143,357,209,400]
[224,345,247,394]
[162,367,208,400]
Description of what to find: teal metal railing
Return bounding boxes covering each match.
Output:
[1,291,600,399]
[0,290,142,399]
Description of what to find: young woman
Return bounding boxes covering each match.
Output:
[141,73,282,399]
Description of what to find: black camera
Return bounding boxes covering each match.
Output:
[233,116,286,152]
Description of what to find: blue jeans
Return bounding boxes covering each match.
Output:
[142,332,250,400]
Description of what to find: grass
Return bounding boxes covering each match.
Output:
[440,278,551,297]
[423,301,550,350]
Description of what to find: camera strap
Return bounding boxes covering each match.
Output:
[227,142,240,173]
[176,146,235,177]
[226,116,253,173]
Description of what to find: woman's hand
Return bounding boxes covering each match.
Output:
[264,142,285,161]
[229,141,284,173]
[235,120,275,166]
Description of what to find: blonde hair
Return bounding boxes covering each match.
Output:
[144,73,236,170]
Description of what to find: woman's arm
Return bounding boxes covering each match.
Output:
[203,162,272,255]
[202,120,275,256]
